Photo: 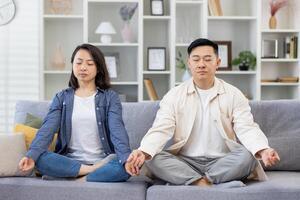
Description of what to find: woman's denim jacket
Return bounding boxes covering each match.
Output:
[26,87,131,165]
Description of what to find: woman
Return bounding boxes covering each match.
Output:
[19,44,131,182]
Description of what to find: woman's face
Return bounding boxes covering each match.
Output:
[72,49,98,85]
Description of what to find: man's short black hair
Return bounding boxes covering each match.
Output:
[187,38,218,56]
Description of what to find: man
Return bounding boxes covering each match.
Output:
[125,38,280,186]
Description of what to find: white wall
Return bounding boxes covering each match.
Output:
[0,0,40,133]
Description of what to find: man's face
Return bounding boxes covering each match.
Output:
[187,46,220,82]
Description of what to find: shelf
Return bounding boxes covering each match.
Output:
[143,16,171,20]
[216,71,257,75]
[176,0,204,4]
[143,71,171,74]
[43,15,84,19]
[261,29,300,33]
[89,43,139,47]
[176,43,190,47]
[111,81,138,85]
[261,82,299,86]
[44,71,71,74]
[88,0,139,3]
[208,16,256,21]
[261,58,299,62]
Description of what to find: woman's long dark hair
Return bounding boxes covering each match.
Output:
[69,44,111,90]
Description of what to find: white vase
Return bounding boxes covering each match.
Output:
[121,21,133,43]
[182,69,191,82]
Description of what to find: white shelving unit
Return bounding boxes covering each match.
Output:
[260,0,300,100]
[41,0,300,102]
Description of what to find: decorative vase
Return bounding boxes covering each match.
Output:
[51,43,66,70]
[182,69,191,82]
[239,64,249,71]
[121,21,133,43]
[269,15,277,29]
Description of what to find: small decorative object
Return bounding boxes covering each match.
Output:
[147,47,166,71]
[214,41,232,71]
[232,51,256,71]
[104,53,119,78]
[176,51,191,81]
[268,0,288,29]
[119,3,138,43]
[95,22,116,44]
[0,0,16,26]
[262,39,278,58]
[50,0,72,15]
[144,79,159,101]
[150,0,164,16]
[51,43,66,70]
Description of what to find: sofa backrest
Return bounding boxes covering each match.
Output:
[15,100,300,171]
[14,100,160,150]
[249,100,300,171]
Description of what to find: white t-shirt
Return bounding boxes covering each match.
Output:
[67,93,105,164]
[180,83,229,158]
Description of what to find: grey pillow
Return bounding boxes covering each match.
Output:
[0,134,32,176]
[24,113,43,129]
[264,136,300,171]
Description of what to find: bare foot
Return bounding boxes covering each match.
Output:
[192,177,212,187]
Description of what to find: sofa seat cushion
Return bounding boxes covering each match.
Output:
[146,172,300,200]
[0,177,147,200]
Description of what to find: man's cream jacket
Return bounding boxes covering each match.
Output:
[139,78,270,181]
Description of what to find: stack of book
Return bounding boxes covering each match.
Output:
[284,36,298,59]
[261,76,299,83]
[208,0,223,16]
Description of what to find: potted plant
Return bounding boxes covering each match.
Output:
[232,51,256,71]
[176,51,191,81]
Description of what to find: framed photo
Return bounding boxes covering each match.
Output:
[147,47,166,71]
[150,0,164,16]
[104,53,119,78]
[214,41,232,71]
[262,39,278,58]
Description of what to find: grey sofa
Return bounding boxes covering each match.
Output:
[1,100,300,200]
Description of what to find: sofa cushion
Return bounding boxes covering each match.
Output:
[146,172,300,200]
[0,178,147,200]
[14,124,57,151]
[24,113,43,129]
[122,102,159,149]
[264,137,300,171]
[250,100,300,171]
[14,100,50,125]
[0,134,32,177]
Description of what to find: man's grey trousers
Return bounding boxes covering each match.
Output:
[146,146,257,185]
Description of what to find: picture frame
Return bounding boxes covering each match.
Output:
[147,47,166,71]
[214,41,232,71]
[261,39,278,58]
[150,0,164,16]
[104,53,119,78]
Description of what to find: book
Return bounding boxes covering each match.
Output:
[278,76,299,83]
[294,36,298,58]
[208,0,218,16]
[144,79,159,101]
[285,36,290,59]
[290,36,294,59]
[214,0,223,16]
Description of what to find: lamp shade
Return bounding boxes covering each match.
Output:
[95,22,116,34]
